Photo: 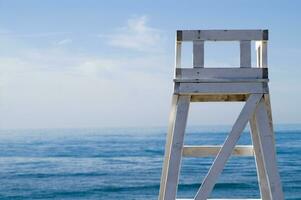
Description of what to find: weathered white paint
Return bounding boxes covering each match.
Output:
[175,82,268,95]
[159,29,283,200]
[256,40,274,140]
[250,114,271,200]
[194,94,262,200]
[158,95,179,200]
[175,42,182,69]
[175,68,268,79]
[256,41,268,68]
[240,40,251,68]
[193,41,204,68]
[174,78,268,83]
[182,145,254,157]
[163,95,191,200]
[254,100,284,200]
[178,30,268,41]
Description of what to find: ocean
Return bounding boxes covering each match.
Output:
[0,126,300,200]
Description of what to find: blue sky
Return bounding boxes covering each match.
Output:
[0,0,300,129]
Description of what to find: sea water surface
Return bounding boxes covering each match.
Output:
[0,126,300,200]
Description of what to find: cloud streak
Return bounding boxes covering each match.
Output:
[55,39,73,46]
[99,16,165,52]
[0,15,173,129]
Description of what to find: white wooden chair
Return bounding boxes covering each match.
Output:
[158,30,284,200]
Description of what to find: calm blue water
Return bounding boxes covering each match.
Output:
[0,126,300,200]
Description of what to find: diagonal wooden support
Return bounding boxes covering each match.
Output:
[254,99,284,200]
[160,95,191,200]
[158,30,283,200]
[194,94,262,200]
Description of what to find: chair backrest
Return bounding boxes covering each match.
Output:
[174,29,268,69]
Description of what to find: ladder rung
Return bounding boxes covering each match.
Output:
[182,145,254,157]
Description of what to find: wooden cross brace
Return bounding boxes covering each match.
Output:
[158,30,284,200]
[159,94,284,200]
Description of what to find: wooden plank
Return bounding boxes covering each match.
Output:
[250,114,271,200]
[256,40,274,141]
[175,68,268,80]
[194,94,262,200]
[193,41,204,68]
[174,78,268,83]
[175,82,269,95]
[182,145,254,157]
[256,39,274,142]
[240,40,251,68]
[261,41,267,68]
[190,94,248,102]
[256,41,261,67]
[177,30,268,41]
[158,95,179,200]
[263,94,275,141]
[163,95,191,200]
[256,41,268,68]
[254,100,284,200]
[175,41,182,69]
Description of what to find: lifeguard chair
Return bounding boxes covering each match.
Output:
[158,30,284,200]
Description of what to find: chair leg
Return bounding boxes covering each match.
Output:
[250,115,271,200]
[254,99,284,200]
[160,95,191,200]
[159,95,179,200]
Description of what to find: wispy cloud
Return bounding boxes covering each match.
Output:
[0,15,172,129]
[99,16,165,52]
[55,38,73,46]
[0,47,171,129]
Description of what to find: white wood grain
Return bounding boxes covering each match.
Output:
[175,68,268,80]
[261,41,267,68]
[256,41,261,67]
[250,115,271,200]
[182,145,254,157]
[179,30,267,41]
[175,82,268,95]
[256,41,268,68]
[256,40,274,140]
[240,40,251,68]
[174,78,268,83]
[193,41,204,68]
[159,29,278,200]
[158,95,179,200]
[163,95,191,200]
[175,41,182,69]
[263,94,275,141]
[254,100,284,200]
[194,94,262,200]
